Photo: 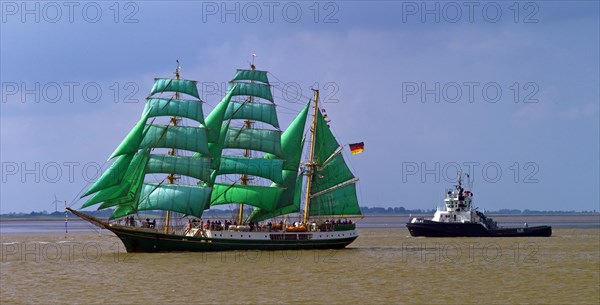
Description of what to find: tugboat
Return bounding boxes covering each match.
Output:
[406,173,552,237]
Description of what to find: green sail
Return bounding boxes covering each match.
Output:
[149,78,200,99]
[82,151,149,208]
[224,101,279,128]
[310,109,355,194]
[265,102,309,170]
[311,152,355,194]
[308,108,361,217]
[145,154,212,183]
[309,183,361,217]
[313,109,340,164]
[247,171,303,222]
[231,69,269,84]
[207,120,230,171]
[110,204,136,219]
[107,175,151,219]
[204,90,234,143]
[98,195,136,210]
[249,103,310,221]
[210,183,284,211]
[137,183,212,218]
[140,125,210,156]
[217,156,283,184]
[108,110,151,160]
[224,127,282,157]
[228,82,273,102]
[83,183,131,208]
[81,154,134,198]
[144,98,205,125]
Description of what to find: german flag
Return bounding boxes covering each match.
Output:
[349,142,364,155]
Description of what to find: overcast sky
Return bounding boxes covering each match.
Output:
[1,1,598,213]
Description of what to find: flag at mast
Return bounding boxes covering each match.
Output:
[349,142,364,155]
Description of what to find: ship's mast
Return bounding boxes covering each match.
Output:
[164,60,181,234]
[237,56,256,224]
[303,89,319,224]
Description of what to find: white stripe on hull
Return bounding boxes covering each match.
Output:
[189,229,358,241]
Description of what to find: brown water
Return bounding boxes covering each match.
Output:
[1,228,599,305]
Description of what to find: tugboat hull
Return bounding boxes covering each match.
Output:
[407,220,552,237]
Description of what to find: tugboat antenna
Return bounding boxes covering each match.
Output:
[465,172,474,190]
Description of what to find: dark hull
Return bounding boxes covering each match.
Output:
[406,220,552,237]
[68,208,358,252]
[110,226,357,252]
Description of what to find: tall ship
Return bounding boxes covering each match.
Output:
[68,61,363,252]
[406,173,552,237]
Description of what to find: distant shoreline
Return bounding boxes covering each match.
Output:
[2,213,599,222]
[1,214,597,235]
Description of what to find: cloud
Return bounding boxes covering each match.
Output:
[557,103,598,120]
[512,101,599,123]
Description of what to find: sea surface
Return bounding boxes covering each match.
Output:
[1,215,599,304]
